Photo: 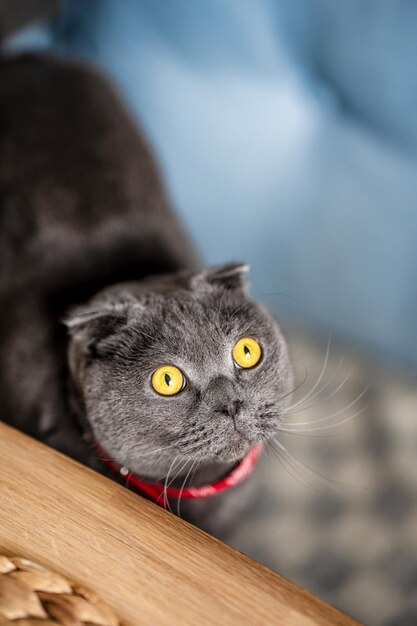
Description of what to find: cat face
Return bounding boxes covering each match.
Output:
[66,264,292,475]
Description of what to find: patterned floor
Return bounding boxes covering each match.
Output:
[229,327,417,626]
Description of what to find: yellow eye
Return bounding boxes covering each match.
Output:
[151,365,185,396]
[232,337,262,369]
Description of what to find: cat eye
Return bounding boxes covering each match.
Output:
[232,337,262,369]
[151,365,185,396]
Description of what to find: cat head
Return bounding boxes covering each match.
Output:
[65,264,292,476]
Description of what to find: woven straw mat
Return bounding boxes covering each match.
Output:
[0,554,119,625]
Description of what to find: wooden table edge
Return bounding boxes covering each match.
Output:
[0,422,360,625]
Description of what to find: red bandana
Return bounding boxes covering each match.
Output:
[97,442,263,509]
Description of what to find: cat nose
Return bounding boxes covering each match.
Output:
[218,401,240,419]
[204,376,241,420]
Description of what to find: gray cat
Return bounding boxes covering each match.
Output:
[0,54,292,536]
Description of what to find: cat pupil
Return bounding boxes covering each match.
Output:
[244,346,251,357]
[164,373,172,386]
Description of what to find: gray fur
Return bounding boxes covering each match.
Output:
[0,54,292,537]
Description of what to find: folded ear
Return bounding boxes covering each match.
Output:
[63,304,129,355]
[191,263,250,292]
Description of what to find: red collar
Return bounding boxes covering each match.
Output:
[97,442,263,509]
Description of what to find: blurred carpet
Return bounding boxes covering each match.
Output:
[229,328,417,626]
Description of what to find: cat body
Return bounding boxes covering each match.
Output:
[0,54,291,536]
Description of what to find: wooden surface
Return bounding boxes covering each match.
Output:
[0,423,359,625]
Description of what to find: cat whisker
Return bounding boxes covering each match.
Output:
[260,434,280,483]
[228,300,251,323]
[281,385,369,428]
[273,429,344,438]
[158,456,179,512]
[190,459,201,485]
[265,438,315,489]
[133,328,176,353]
[92,443,177,480]
[277,365,309,404]
[258,419,341,438]
[136,330,165,345]
[282,366,352,415]
[278,404,368,434]
[184,459,202,485]
[270,437,365,490]
[255,290,296,303]
[177,459,198,518]
[284,333,332,411]
[167,457,190,487]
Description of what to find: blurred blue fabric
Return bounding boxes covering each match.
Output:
[6,0,417,367]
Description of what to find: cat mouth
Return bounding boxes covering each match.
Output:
[229,430,246,444]
[215,431,252,460]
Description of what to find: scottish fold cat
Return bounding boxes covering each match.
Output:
[0,54,292,536]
